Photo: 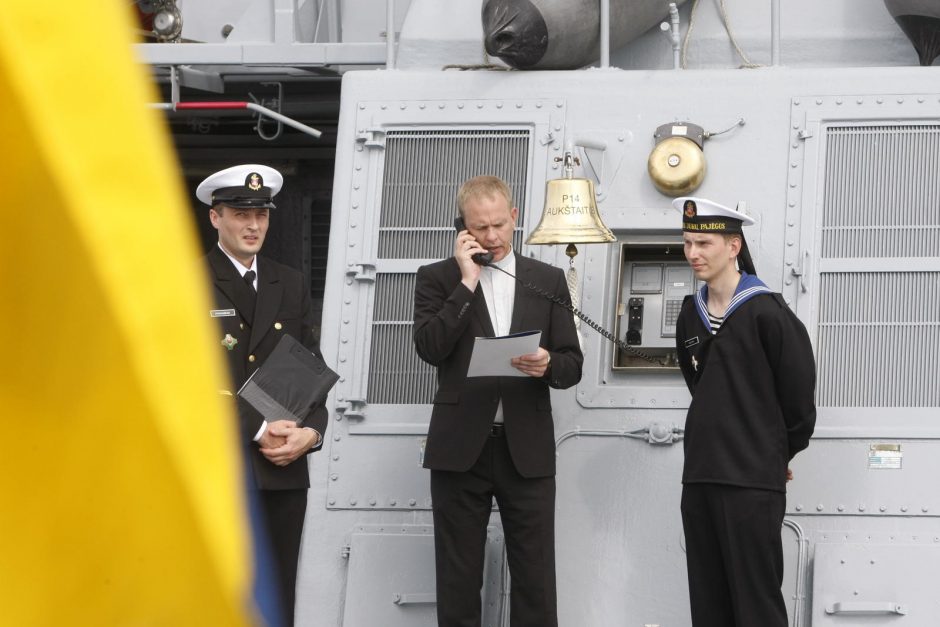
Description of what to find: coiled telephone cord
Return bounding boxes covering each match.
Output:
[486,262,668,366]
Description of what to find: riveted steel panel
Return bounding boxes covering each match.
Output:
[812,542,940,625]
[554,433,805,627]
[327,431,432,510]
[342,525,505,627]
[312,65,940,627]
[787,439,940,517]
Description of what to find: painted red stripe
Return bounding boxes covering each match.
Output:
[173,102,248,110]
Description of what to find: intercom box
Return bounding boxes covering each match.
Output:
[613,239,697,371]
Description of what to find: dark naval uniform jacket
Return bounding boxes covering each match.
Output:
[205,245,327,490]
[413,253,583,478]
[675,290,816,493]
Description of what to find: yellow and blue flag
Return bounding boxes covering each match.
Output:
[0,2,257,625]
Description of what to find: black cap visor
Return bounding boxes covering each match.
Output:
[212,185,276,210]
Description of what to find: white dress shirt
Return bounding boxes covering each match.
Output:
[218,242,258,288]
[477,250,516,423]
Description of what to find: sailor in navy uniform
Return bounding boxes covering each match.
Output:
[198,164,327,626]
[673,197,816,627]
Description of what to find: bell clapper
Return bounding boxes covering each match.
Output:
[565,243,578,264]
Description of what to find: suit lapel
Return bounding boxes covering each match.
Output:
[249,256,283,353]
[208,246,255,324]
[472,285,496,337]
[447,255,497,337]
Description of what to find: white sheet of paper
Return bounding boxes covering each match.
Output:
[466,330,542,377]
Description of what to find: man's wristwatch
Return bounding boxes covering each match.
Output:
[304,427,322,450]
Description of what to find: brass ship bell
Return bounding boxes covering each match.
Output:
[526,151,616,254]
[527,150,616,319]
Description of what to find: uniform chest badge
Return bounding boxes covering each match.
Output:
[221,334,238,350]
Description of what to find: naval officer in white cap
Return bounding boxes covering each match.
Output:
[673,197,816,627]
[198,164,326,627]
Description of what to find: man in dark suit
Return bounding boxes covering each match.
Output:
[413,175,583,627]
[197,164,327,627]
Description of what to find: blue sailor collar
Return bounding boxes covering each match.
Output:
[695,271,772,331]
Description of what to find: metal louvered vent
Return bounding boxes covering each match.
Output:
[378,130,529,260]
[368,273,438,404]
[367,129,532,404]
[816,272,940,407]
[822,126,940,258]
[816,124,940,407]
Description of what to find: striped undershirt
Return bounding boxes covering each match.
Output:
[707,311,724,334]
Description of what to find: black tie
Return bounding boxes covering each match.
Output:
[243,270,257,295]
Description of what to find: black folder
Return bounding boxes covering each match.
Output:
[236,334,339,424]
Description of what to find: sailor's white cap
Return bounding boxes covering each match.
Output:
[672,196,754,233]
[196,164,283,209]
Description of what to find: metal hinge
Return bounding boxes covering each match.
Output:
[790,250,810,293]
[797,128,813,140]
[355,128,386,148]
[346,262,376,283]
[336,397,367,420]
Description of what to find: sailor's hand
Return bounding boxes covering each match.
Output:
[260,421,320,466]
[786,468,794,482]
[454,229,486,290]
[511,348,551,378]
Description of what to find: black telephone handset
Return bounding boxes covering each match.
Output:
[454,216,494,266]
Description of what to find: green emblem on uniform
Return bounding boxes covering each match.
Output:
[221,333,238,350]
